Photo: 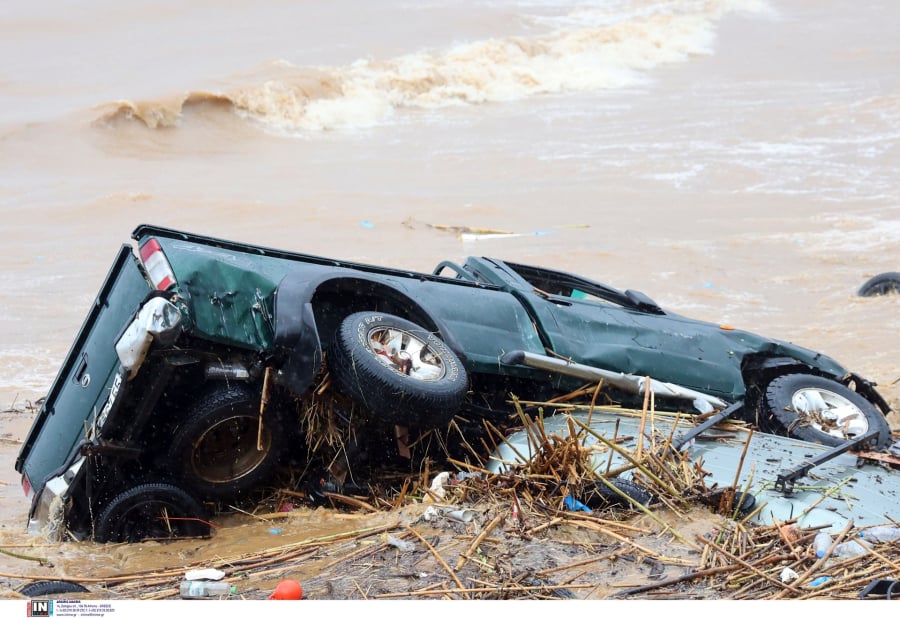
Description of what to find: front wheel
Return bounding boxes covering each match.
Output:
[327,312,468,428]
[762,374,892,448]
[93,482,211,543]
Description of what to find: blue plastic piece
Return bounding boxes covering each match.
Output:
[809,576,832,588]
[563,495,592,512]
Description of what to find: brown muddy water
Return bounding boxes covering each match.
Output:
[0,0,898,604]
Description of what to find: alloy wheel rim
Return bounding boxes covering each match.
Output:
[366,326,446,381]
[191,416,270,483]
[791,387,869,440]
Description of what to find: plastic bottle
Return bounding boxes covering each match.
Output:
[861,525,900,543]
[179,580,237,599]
[813,531,832,558]
[832,538,871,558]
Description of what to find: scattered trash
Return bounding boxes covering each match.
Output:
[185,568,225,581]
[360,220,375,229]
[424,471,451,502]
[179,580,237,599]
[814,531,878,559]
[862,525,900,543]
[443,509,475,523]
[423,505,441,521]
[809,576,832,588]
[832,539,872,558]
[453,472,483,483]
[563,495,592,513]
[268,528,282,535]
[813,531,832,558]
[417,220,587,243]
[780,567,799,583]
[385,534,415,552]
[268,579,303,600]
[459,230,559,242]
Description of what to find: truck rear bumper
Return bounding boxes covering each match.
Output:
[26,458,85,540]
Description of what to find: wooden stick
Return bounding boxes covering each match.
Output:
[455,514,503,571]
[404,525,468,597]
[257,366,272,451]
[537,552,617,577]
[696,534,800,595]
[374,583,596,598]
[320,491,380,512]
[613,564,744,597]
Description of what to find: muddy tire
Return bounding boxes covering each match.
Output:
[18,580,90,597]
[858,272,900,297]
[762,373,891,448]
[583,478,654,509]
[167,385,286,499]
[93,482,210,543]
[328,312,468,428]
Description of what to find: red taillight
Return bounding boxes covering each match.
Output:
[139,239,176,290]
[22,473,32,498]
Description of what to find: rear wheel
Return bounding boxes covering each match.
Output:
[167,385,286,499]
[93,482,210,543]
[762,373,891,448]
[328,312,468,428]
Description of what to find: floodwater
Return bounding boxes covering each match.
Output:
[0,0,898,600]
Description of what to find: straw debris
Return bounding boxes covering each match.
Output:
[6,383,899,601]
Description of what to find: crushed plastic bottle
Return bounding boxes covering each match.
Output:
[861,525,900,543]
[832,538,871,558]
[179,580,237,599]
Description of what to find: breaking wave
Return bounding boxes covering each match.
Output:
[94,0,771,133]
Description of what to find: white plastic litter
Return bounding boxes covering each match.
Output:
[185,568,226,581]
[425,471,451,502]
[443,509,475,523]
[385,535,415,552]
[862,525,900,543]
[780,567,799,583]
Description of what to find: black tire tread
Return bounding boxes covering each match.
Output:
[583,478,654,509]
[94,482,209,543]
[763,373,891,448]
[18,580,90,597]
[328,312,468,428]
[858,272,900,297]
[166,384,285,499]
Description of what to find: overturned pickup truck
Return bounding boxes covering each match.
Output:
[15,225,894,542]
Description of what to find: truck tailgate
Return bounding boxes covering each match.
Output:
[15,245,151,494]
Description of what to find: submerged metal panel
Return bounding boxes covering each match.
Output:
[488,410,898,532]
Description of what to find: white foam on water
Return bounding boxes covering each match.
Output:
[232,0,765,133]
